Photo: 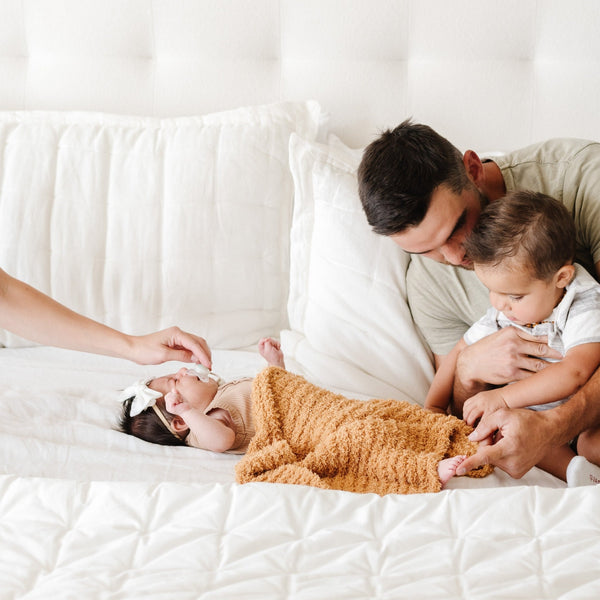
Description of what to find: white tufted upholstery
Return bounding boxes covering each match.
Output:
[1,0,600,150]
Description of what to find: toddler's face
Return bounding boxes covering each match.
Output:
[149,368,218,412]
[474,263,565,325]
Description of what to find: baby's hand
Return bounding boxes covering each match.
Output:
[463,389,508,426]
[165,390,190,415]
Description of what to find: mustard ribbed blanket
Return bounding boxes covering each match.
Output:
[235,367,492,495]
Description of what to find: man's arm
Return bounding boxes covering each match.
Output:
[457,364,600,478]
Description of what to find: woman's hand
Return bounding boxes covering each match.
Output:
[128,326,212,367]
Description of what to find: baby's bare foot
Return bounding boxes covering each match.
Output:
[438,455,467,488]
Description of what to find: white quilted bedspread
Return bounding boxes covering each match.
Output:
[2,476,599,599]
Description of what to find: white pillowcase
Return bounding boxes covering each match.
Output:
[0,103,323,349]
[283,133,434,404]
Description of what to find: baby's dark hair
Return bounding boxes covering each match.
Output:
[119,397,188,447]
[464,190,575,280]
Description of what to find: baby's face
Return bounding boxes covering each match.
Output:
[149,368,218,412]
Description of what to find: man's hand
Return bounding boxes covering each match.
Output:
[459,327,561,385]
[457,408,553,478]
[452,327,562,415]
[463,388,508,426]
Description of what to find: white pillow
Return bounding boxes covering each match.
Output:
[0,103,323,349]
[283,133,434,404]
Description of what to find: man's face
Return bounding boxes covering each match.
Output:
[390,183,485,269]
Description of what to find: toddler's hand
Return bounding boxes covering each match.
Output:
[463,389,508,426]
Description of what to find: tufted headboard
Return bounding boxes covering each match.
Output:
[2,0,600,151]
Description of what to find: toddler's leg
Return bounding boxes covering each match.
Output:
[575,426,600,466]
[258,337,285,369]
[438,455,467,488]
[536,443,575,482]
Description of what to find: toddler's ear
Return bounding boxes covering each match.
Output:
[555,264,575,288]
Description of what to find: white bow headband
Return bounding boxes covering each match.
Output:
[119,379,183,439]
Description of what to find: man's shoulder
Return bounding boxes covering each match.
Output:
[496,138,600,168]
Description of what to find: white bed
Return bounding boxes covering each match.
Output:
[1,2,600,598]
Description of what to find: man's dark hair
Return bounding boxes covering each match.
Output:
[464,191,576,280]
[358,119,469,235]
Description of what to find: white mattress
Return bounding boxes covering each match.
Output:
[4,346,599,598]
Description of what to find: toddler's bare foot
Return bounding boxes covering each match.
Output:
[258,337,285,368]
[438,455,467,488]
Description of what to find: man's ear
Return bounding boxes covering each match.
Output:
[171,416,190,434]
[555,264,576,288]
[463,150,484,185]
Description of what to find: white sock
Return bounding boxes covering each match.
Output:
[566,455,600,487]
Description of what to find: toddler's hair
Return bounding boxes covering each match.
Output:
[119,397,188,447]
[464,190,576,280]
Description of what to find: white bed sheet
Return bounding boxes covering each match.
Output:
[0,346,564,489]
[3,347,600,599]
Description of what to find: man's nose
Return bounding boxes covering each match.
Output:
[440,241,465,266]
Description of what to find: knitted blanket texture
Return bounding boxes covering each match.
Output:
[235,367,492,495]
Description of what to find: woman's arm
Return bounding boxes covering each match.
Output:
[0,268,211,366]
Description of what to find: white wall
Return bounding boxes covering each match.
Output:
[1,0,600,150]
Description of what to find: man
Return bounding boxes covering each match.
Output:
[358,119,600,479]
